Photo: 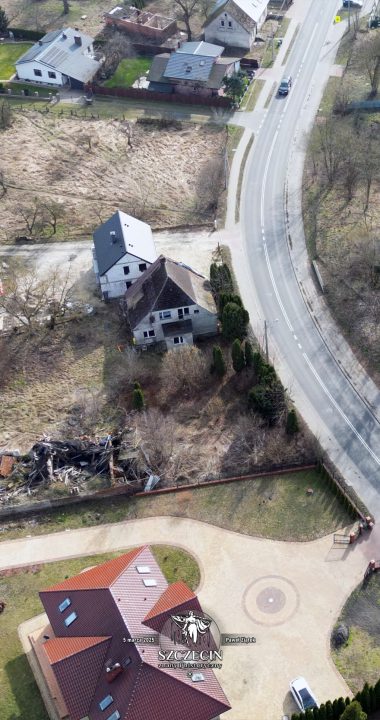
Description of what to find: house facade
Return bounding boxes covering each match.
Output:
[124,255,218,349]
[148,40,239,97]
[15,27,102,89]
[205,0,268,51]
[92,211,157,300]
[36,546,230,720]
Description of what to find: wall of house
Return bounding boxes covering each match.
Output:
[99,252,154,299]
[205,12,254,50]
[15,61,65,86]
[105,15,178,42]
[132,303,218,347]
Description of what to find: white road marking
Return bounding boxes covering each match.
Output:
[294,335,298,341]
[263,243,294,332]
[261,130,279,222]
[303,353,380,465]
[298,343,302,349]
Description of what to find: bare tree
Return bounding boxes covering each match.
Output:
[358,33,380,95]
[317,115,344,185]
[172,0,201,40]
[160,345,208,397]
[62,0,70,14]
[16,199,65,239]
[0,267,74,332]
[197,155,224,212]
[101,32,135,79]
[0,100,12,130]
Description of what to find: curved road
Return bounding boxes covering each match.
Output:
[240,1,380,516]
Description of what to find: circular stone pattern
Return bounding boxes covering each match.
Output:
[243,575,300,626]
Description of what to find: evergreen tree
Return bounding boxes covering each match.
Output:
[132,387,144,411]
[336,698,346,718]
[359,684,370,715]
[0,6,8,34]
[221,301,249,341]
[244,340,254,367]
[252,351,264,377]
[326,700,334,720]
[133,381,141,390]
[312,708,320,720]
[286,408,300,435]
[339,700,367,720]
[305,709,314,720]
[232,339,245,372]
[212,345,226,377]
[319,703,327,720]
[374,679,380,711]
[332,698,341,719]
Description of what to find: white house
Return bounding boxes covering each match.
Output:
[15,27,102,89]
[124,255,218,349]
[92,211,157,300]
[204,0,269,51]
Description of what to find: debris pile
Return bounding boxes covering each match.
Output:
[0,433,145,504]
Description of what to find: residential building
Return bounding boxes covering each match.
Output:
[104,5,178,43]
[92,211,157,300]
[148,40,239,97]
[204,0,269,51]
[15,27,102,89]
[124,255,218,349]
[36,545,230,720]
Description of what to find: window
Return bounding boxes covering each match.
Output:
[159,311,171,320]
[174,336,184,345]
[126,281,132,289]
[228,20,232,27]
[33,69,42,77]
[143,329,155,338]
[139,263,147,272]
[99,696,113,711]
[136,566,151,574]
[194,309,199,314]
[220,19,225,26]
[106,712,120,720]
[48,71,56,79]
[143,578,157,587]
[58,598,71,613]
[123,266,130,275]
[184,307,190,316]
[64,611,77,627]
[123,656,132,668]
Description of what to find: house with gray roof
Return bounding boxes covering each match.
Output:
[92,211,157,300]
[148,40,239,97]
[204,0,269,51]
[124,255,218,349]
[15,27,102,89]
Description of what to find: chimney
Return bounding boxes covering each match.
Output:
[74,34,82,46]
[38,40,43,46]
[110,231,117,244]
[62,32,67,39]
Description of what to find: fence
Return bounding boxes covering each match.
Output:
[90,84,232,109]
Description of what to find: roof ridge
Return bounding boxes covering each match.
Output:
[143,581,196,622]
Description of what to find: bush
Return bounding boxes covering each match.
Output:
[286,408,299,435]
[0,6,8,34]
[221,301,249,341]
[219,292,242,314]
[160,345,208,396]
[248,378,285,425]
[212,345,226,377]
[244,340,254,367]
[339,701,367,720]
[231,339,245,373]
[210,262,233,297]
[132,387,144,411]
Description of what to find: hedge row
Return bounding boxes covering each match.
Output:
[291,679,380,720]
[8,27,45,40]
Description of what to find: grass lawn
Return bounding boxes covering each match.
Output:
[1,469,352,543]
[0,43,32,80]
[104,57,152,88]
[241,78,265,112]
[0,546,200,720]
[332,573,380,692]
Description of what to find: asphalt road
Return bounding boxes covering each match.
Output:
[241,0,380,516]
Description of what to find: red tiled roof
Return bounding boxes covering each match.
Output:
[143,581,196,622]
[44,636,111,665]
[42,546,145,592]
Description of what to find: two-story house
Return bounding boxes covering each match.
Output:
[92,211,157,300]
[204,0,269,51]
[124,255,218,349]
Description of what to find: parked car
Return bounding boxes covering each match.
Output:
[290,677,318,712]
[342,0,363,7]
[278,76,292,96]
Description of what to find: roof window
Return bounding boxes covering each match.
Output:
[64,611,78,627]
[106,712,120,720]
[136,566,151,574]
[99,695,113,711]
[143,578,157,587]
[58,597,71,613]
[191,672,205,682]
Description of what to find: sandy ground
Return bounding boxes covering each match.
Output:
[0,112,225,242]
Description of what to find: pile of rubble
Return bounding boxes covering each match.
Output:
[0,432,150,504]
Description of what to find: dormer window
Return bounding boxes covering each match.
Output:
[58,598,71,613]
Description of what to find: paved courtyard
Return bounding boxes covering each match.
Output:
[0,517,377,719]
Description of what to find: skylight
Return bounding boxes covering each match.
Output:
[136,566,151,574]
[58,597,71,613]
[99,695,113,711]
[106,711,120,720]
[191,673,205,682]
[143,578,157,587]
[64,611,77,627]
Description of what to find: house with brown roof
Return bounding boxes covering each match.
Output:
[37,546,230,720]
[204,0,269,51]
[148,40,240,97]
[124,255,219,349]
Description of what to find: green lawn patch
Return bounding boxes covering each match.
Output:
[261,17,291,68]
[104,57,152,88]
[0,546,200,720]
[1,469,352,543]
[0,43,32,80]
[241,78,265,111]
[332,573,380,692]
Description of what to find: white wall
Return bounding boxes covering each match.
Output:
[99,252,152,299]
[15,60,66,86]
[205,12,254,50]
[132,303,218,347]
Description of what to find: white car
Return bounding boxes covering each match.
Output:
[290,677,318,712]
